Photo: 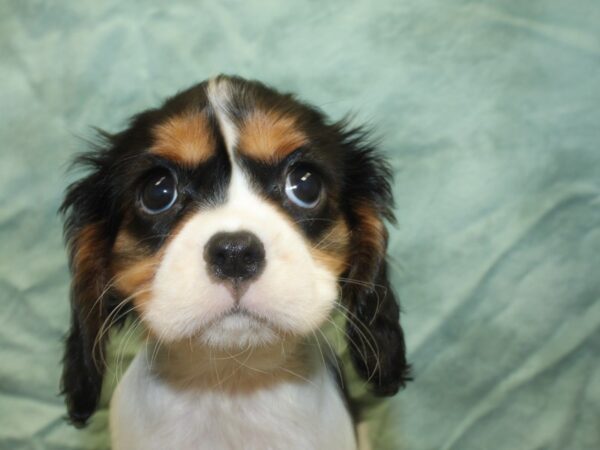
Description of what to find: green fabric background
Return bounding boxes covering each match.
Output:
[1,0,599,449]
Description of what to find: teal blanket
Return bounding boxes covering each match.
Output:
[1,1,599,449]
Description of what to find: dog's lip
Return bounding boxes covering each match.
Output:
[193,304,281,340]
[223,305,267,323]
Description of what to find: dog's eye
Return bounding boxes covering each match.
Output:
[139,169,178,214]
[285,165,322,209]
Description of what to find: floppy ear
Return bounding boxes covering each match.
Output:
[60,111,158,426]
[340,127,411,396]
[60,147,122,427]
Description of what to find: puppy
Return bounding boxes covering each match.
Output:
[60,75,410,449]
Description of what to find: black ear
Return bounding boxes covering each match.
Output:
[340,126,411,396]
[60,146,122,427]
[60,111,157,426]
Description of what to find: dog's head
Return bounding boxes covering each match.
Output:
[60,75,410,426]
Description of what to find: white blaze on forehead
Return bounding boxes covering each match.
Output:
[207,77,250,200]
[206,77,238,160]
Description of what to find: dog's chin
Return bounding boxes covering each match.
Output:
[197,309,282,349]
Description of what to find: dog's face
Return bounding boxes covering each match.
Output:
[118,79,350,349]
[61,76,409,426]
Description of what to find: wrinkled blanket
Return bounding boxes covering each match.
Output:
[1,1,599,449]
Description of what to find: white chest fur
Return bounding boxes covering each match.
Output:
[109,343,356,450]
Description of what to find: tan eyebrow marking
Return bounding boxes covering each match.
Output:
[238,110,308,162]
[150,111,215,166]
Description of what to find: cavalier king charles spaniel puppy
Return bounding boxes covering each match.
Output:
[60,75,410,450]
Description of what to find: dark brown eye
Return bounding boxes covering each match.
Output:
[285,165,322,208]
[139,169,178,214]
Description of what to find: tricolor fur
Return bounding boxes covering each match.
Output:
[60,75,410,449]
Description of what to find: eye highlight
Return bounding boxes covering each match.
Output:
[285,164,323,209]
[139,168,178,214]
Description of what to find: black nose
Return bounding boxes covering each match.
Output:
[204,231,266,283]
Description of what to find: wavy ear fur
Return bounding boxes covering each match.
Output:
[60,111,157,426]
[340,125,411,396]
[60,137,125,427]
[61,222,112,427]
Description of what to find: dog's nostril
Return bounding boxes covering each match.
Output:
[214,249,227,265]
[204,231,266,283]
[242,248,260,264]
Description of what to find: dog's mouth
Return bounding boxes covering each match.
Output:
[197,304,281,348]
[221,305,268,325]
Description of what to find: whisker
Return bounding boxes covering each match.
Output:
[210,345,255,389]
[314,327,344,390]
[279,366,315,386]
[148,326,171,371]
[334,301,382,385]
[92,288,151,369]
[337,276,387,291]
[84,260,163,325]
[311,329,329,378]
[112,316,144,381]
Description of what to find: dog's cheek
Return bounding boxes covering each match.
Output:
[243,244,325,333]
[110,215,225,341]
[245,218,349,335]
[306,219,351,328]
[110,230,161,317]
[308,220,350,277]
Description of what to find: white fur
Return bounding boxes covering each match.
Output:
[110,341,356,450]
[109,77,355,449]
[207,78,238,154]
